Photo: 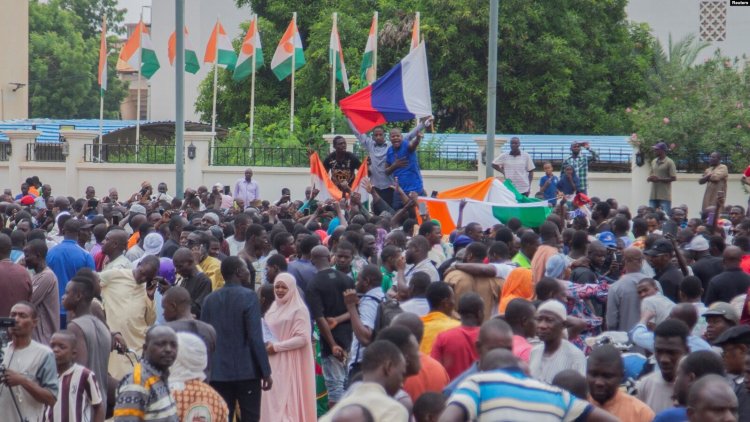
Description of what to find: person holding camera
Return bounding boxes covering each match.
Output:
[563,141,598,195]
[0,301,58,422]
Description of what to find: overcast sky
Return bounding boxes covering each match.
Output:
[119,0,152,23]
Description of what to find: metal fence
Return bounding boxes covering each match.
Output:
[514,146,632,173]
[27,143,65,162]
[83,144,175,164]
[211,146,329,167]
[0,143,10,161]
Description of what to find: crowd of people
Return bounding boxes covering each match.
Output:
[2,121,750,422]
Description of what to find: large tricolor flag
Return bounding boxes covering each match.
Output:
[168,26,200,74]
[309,152,369,202]
[360,13,377,84]
[411,12,420,51]
[233,15,264,82]
[98,17,107,94]
[329,17,349,93]
[340,41,432,133]
[204,20,237,70]
[420,178,552,233]
[271,16,305,81]
[118,20,160,79]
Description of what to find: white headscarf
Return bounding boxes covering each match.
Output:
[169,332,207,390]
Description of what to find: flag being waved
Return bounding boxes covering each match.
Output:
[340,41,432,133]
[360,13,377,85]
[98,17,107,94]
[271,16,305,81]
[411,12,420,51]
[329,17,349,93]
[168,26,200,74]
[118,20,160,79]
[309,152,369,202]
[234,15,264,82]
[204,20,237,70]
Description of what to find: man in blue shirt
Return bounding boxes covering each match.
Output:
[385,117,432,209]
[46,218,95,328]
[201,256,272,422]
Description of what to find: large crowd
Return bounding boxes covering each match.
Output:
[1,118,750,422]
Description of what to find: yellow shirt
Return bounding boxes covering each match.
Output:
[419,311,460,355]
[200,256,225,290]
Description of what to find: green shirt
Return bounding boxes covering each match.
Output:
[649,156,676,201]
[511,252,531,269]
[380,266,394,293]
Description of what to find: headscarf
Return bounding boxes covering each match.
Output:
[544,254,568,279]
[265,273,310,341]
[169,332,207,390]
[498,267,533,314]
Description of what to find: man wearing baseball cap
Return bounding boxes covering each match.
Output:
[703,302,739,344]
[646,141,676,213]
[563,141,598,195]
[644,238,684,302]
[711,325,750,421]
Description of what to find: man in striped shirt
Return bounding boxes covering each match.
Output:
[440,349,618,421]
[48,330,104,422]
[114,325,179,422]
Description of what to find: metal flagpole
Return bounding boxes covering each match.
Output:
[210,18,219,165]
[330,12,337,134]
[135,13,143,152]
[485,0,499,178]
[290,12,297,133]
[373,12,378,80]
[175,0,185,198]
[98,16,106,163]
[249,14,257,147]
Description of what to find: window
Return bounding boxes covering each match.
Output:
[700,1,727,42]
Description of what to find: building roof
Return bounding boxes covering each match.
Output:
[0,119,223,142]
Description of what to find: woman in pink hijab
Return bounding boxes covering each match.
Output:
[260,273,316,422]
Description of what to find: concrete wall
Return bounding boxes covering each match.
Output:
[1,129,748,218]
[0,0,29,119]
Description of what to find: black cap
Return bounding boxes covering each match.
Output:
[644,239,674,256]
[713,325,750,346]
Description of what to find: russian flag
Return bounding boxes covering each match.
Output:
[340,42,432,133]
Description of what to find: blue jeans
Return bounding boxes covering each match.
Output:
[321,354,348,403]
[649,199,671,214]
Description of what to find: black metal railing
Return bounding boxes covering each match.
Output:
[84,144,176,164]
[27,143,65,162]
[211,146,329,167]
[418,147,479,171]
[0,143,10,161]
[485,146,633,173]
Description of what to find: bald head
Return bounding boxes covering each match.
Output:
[477,318,513,357]
[480,349,520,371]
[54,196,70,209]
[587,344,623,373]
[311,245,331,269]
[391,312,425,344]
[130,214,147,230]
[163,285,191,316]
[723,246,743,268]
[687,374,738,422]
[669,303,698,330]
[623,247,644,272]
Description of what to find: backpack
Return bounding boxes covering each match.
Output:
[368,296,403,339]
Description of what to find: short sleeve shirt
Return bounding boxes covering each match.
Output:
[349,287,385,369]
[386,141,424,194]
[649,157,676,201]
[493,152,535,193]
[324,152,361,186]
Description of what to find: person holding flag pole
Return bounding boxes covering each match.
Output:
[97,16,107,163]
[329,13,349,134]
[204,18,237,161]
[271,13,305,132]
[234,14,264,146]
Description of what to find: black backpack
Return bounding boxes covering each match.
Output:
[367,295,403,339]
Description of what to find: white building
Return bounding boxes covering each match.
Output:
[626,0,750,62]
[147,0,252,122]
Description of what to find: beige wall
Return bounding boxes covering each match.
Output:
[0,0,29,119]
[1,129,748,218]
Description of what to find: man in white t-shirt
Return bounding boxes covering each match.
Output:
[492,137,535,196]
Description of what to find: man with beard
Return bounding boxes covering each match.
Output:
[636,319,690,413]
[405,235,439,284]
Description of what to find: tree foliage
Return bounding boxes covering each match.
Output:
[58,0,126,38]
[195,0,654,141]
[28,0,127,119]
[628,36,750,172]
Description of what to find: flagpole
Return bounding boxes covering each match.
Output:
[210,18,222,165]
[249,15,257,147]
[290,12,297,133]
[373,12,378,80]
[330,12,337,134]
[98,15,106,163]
[135,15,143,153]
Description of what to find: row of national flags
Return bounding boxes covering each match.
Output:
[100,13,421,94]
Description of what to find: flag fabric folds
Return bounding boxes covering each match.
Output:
[329,18,349,93]
[309,153,369,202]
[360,14,377,84]
[410,12,420,51]
[168,26,200,74]
[204,20,237,70]
[234,15,264,82]
[419,178,551,233]
[340,41,432,133]
[271,17,305,81]
[118,20,160,79]
[98,18,107,94]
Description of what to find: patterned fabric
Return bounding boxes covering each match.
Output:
[563,154,594,193]
[314,325,329,417]
[114,361,178,422]
[48,364,103,422]
[564,280,609,350]
[172,380,228,422]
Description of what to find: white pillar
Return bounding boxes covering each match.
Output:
[184,131,214,191]
[60,130,98,197]
[629,138,651,209]
[473,136,507,181]
[2,130,39,193]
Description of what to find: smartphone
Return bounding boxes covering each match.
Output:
[418,202,427,215]
[223,185,230,195]
[431,190,439,198]
[112,215,120,225]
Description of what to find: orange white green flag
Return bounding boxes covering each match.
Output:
[329,15,349,93]
[168,26,200,74]
[118,20,160,79]
[410,12,420,51]
[233,15,264,82]
[360,13,377,84]
[204,19,237,70]
[271,15,305,81]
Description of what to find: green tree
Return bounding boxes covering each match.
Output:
[28,0,127,119]
[58,0,126,37]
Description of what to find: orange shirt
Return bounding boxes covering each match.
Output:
[127,232,140,250]
[403,353,450,402]
[589,390,655,422]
